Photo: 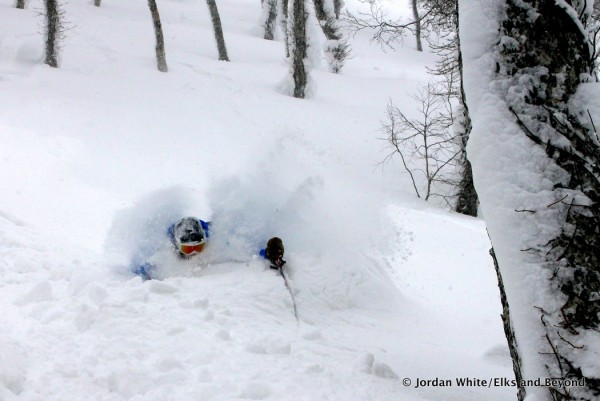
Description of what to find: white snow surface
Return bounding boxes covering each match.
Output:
[1,0,513,400]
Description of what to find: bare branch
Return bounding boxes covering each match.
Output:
[344,2,432,49]
[380,82,460,201]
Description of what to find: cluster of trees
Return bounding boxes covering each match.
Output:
[261,0,350,77]
[357,0,477,216]
[13,1,600,399]
[17,0,351,99]
[352,1,600,400]
[21,0,227,73]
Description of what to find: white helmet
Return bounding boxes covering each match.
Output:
[173,217,206,256]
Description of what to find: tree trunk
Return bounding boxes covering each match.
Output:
[279,0,290,57]
[463,0,600,399]
[148,0,168,72]
[262,0,278,40]
[314,0,349,73]
[411,0,422,52]
[453,4,478,216]
[290,0,307,98]
[313,0,339,40]
[454,156,478,216]
[454,72,478,218]
[16,0,25,9]
[94,0,101,7]
[499,8,600,398]
[333,0,341,19]
[44,0,59,68]
[490,247,526,400]
[206,0,229,61]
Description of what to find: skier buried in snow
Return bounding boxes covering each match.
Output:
[134,216,285,280]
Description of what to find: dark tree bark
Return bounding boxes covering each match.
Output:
[290,0,307,98]
[454,71,478,218]
[44,0,60,68]
[94,0,101,7]
[262,0,278,40]
[490,247,526,401]
[333,0,341,19]
[454,155,478,216]
[453,4,477,216]
[16,0,25,9]
[148,0,168,72]
[313,0,339,40]
[206,0,229,61]
[411,0,422,51]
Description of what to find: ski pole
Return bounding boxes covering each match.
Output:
[279,266,299,321]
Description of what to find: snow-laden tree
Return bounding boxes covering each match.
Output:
[263,0,347,72]
[148,0,168,72]
[314,0,350,73]
[461,0,600,400]
[262,0,278,40]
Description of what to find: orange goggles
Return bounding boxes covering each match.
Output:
[180,243,205,255]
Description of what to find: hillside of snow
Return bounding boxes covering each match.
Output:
[1,0,514,400]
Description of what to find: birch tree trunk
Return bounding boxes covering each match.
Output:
[289,0,307,98]
[206,0,229,61]
[44,0,60,68]
[148,0,168,72]
[279,0,290,57]
[262,0,278,40]
[411,0,422,52]
[453,4,477,217]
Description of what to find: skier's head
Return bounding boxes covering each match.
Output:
[173,217,206,256]
[265,237,284,261]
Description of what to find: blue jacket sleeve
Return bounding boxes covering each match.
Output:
[200,220,211,238]
[167,223,176,245]
[134,262,155,281]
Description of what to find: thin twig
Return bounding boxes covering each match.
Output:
[547,195,569,208]
[557,330,584,349]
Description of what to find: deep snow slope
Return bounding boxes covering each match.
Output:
[1,0,513,400]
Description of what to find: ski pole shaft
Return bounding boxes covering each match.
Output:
[279,266,299,321]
